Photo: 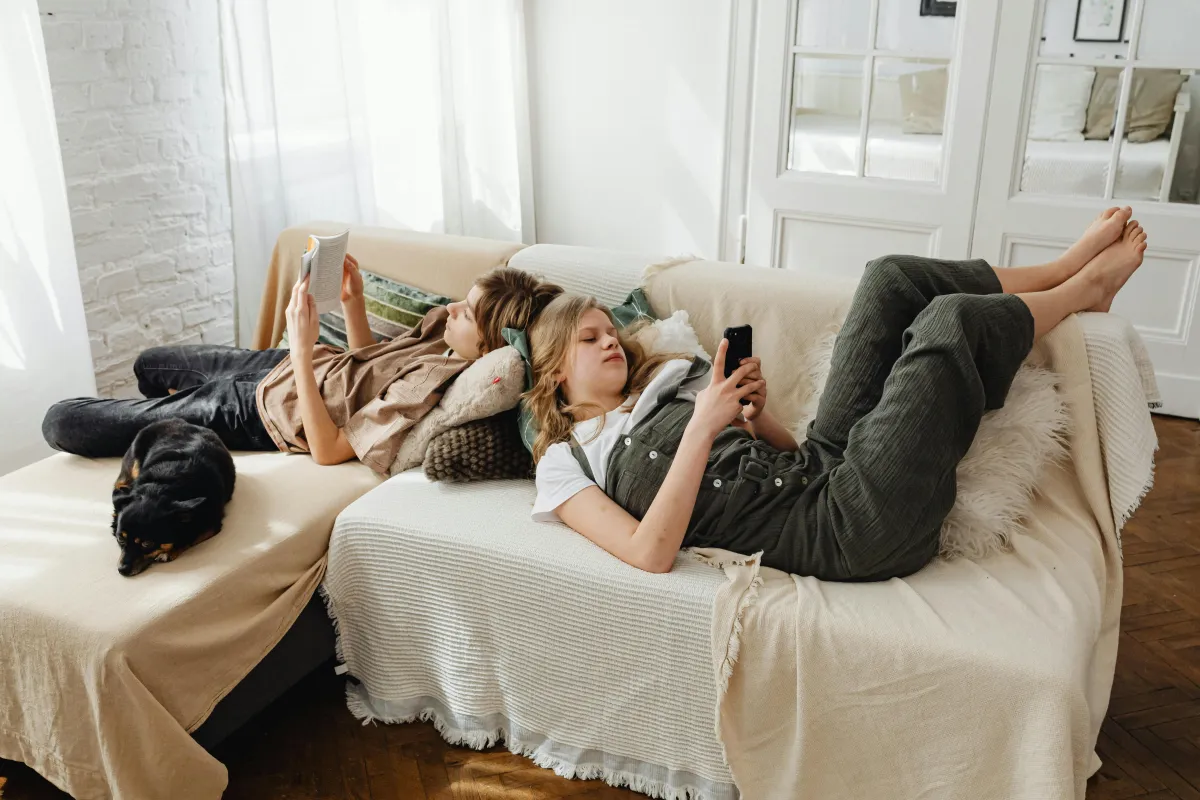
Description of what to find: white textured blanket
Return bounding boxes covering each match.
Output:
[323,474,739,800]
[1075,312,1160,536]
[713,318,1131,800]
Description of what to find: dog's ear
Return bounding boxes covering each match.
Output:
[112,486,135,512]
[172,496,206,522]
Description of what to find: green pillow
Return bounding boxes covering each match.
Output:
[280,270,453,349]
[506,288,658,455]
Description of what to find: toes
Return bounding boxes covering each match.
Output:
[1101,206,1120,220]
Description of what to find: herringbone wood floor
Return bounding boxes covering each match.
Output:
[2,416,1198,800]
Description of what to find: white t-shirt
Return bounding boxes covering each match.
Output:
[531,358,706,523]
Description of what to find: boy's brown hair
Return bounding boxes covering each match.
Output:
[473,267,564,354]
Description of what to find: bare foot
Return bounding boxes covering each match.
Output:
[1076,220,1147,312]
[1054,206,1132,282]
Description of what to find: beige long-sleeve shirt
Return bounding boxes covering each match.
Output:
[256,306,468,474]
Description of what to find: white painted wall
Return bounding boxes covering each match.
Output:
[525,1,733,258]
[39,0,233,398]
[1,0,97,475]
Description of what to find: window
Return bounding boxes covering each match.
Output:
[1021,0,1199,204]
[787,0,958,183]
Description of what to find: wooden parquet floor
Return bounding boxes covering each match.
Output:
[2,415,1198,800]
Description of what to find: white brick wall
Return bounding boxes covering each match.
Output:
[40,0,234,399]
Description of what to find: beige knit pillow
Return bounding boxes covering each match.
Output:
[388,346,526,475]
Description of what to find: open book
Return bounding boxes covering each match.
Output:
[299,230,349,314]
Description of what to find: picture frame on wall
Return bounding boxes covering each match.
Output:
[919,0,957,16]
[1074,0,1129,42]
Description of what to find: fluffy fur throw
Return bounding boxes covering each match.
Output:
[790,329,1070,560]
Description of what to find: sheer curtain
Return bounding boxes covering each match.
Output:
[2,0,96,474]
[220,0,534,345]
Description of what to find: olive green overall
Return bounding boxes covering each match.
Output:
[570,255,1036,582]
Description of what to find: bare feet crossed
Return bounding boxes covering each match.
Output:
[1055,206,1133,283]
[1077,219,1148,313]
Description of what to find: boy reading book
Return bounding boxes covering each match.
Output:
[43,254,562,474]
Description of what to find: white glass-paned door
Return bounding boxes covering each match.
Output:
[746,0,1000,276]
[975,0,1200,417]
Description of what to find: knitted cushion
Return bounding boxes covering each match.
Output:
[424,409,533,483]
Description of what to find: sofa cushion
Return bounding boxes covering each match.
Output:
[387,345,527,475]
[424,409,532,482]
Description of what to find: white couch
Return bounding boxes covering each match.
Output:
[319,233,1141,800]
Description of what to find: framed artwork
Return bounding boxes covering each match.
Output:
[920,0,957,16]
[1074,0,1129,42]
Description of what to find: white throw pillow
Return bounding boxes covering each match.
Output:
[632,309,712,359]
[1028,65,1095,142]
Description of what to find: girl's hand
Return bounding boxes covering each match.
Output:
[736,356,767,421]
[286,275,320,363]
[689,340,763,440]
[340,253,364,304]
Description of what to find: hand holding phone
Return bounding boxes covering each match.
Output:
[722,325,753,405]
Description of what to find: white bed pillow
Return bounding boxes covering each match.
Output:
[1028,65,1095,142]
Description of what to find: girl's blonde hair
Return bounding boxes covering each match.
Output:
[526,294,686,462]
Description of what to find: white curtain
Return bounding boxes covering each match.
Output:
[1,0,97,475]
[219,0,535,345]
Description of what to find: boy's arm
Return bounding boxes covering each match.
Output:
[293,359,357,465]
[340,254,376,351]
[288,276,358,466]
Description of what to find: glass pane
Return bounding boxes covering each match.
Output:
[1020,65,1107,197]
[1115,69,1196,203]
[1039,0,1131,59]
[794,0,871,50]
[876,0,957,57]
[1137,0,1200,65]
[866,59,948,183]
[788,56,865,176]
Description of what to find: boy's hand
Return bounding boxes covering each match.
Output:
[340,253,364,305]
[286,276,320,362]
[736,356,767,421]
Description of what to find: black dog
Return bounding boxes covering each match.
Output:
[111,419,236,576]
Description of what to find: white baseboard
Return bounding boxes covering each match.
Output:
[1153,372,1200,420]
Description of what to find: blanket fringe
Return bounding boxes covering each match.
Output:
[345,687,714,800]
[316,584,348,669]
[715,573,763,700]
[1115,455,1157,554]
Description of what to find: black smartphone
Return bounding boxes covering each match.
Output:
[722,324,753,379]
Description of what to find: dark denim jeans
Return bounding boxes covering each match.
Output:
[42,345,289,458]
